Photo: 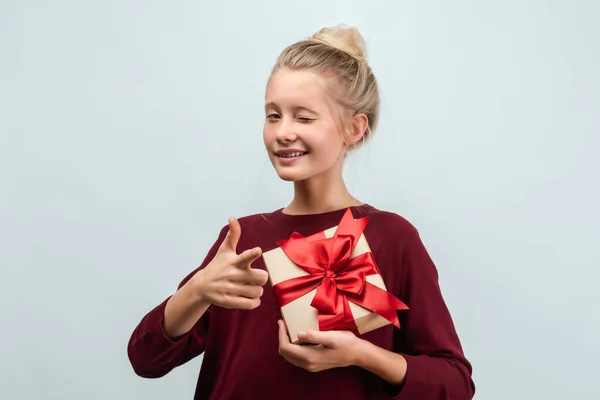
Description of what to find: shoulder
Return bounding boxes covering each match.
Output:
[208,210,280,241]
[362,205,421,240]
[214,209,284,244]
[234,209,281,230]
[360,206,436,289]
[359,205,430,261]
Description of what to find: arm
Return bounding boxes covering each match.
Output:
[162,281,211,339]
[126,226,228,378]
[354,340,408,386]
[378,224,475,399]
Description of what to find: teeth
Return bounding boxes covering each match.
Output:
[279,152,305,158]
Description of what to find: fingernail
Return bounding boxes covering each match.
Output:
[298,331,307,339]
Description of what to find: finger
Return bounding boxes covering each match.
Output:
[278,320,306,355]
[278,321,317,369]
[228,268,269,286]
[230,283,264,299]
[220,217,241,253]
[247,269,269,285]
[278,319,292,348]
[235,247,262,268]
[282,355,306,370]
[278,320,302,358]
[222,295,261,310]
[297,330,338,348]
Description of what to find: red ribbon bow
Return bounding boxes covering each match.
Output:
[272,209,409,334]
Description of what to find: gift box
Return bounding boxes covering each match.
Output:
[262,208,409,343]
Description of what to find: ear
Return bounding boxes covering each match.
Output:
[345,113,369,147]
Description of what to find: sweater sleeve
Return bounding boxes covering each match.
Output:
[127,225,228,378]
[385,224,475,400]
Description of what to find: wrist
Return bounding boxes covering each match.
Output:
[351,337,408,386]
[181,272,211,308]
[352,337,374,368]
[162,272,212,340]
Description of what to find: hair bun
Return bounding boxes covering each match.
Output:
[310,24,368,63]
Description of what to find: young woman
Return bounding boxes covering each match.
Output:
[128,25,475,400]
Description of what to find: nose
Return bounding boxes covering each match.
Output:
[275,120,298,143]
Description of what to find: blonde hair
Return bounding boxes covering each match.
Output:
[269,25,380,149]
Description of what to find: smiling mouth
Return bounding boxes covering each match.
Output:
[275,151,309,158]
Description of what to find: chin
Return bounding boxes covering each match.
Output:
[276,172,305,182]
[273,168,311,182]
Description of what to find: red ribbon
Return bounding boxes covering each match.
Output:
[272,208,409,334]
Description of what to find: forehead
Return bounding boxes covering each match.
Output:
[265,68,328,106]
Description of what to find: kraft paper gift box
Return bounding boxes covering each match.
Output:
[262,208,408,344]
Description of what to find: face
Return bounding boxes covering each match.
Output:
[263,68,347,182]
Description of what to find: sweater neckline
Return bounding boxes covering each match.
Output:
[271,203,375,225]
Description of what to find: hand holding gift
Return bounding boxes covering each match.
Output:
[277,319,363,372]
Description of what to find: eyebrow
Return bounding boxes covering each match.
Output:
[264,102,318,115]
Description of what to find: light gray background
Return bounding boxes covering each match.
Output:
[1,1,598,399]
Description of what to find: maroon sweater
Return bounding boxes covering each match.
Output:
[127,204,475,399]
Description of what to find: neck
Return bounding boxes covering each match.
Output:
[283,173,362,215]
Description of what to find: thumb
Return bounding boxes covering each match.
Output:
[220,217,241,253]
[297,330,339,348]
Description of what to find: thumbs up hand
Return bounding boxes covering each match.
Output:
[189,217,269,310]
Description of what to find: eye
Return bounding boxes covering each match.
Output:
[266,113,280,121]
[297,116,315,123]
